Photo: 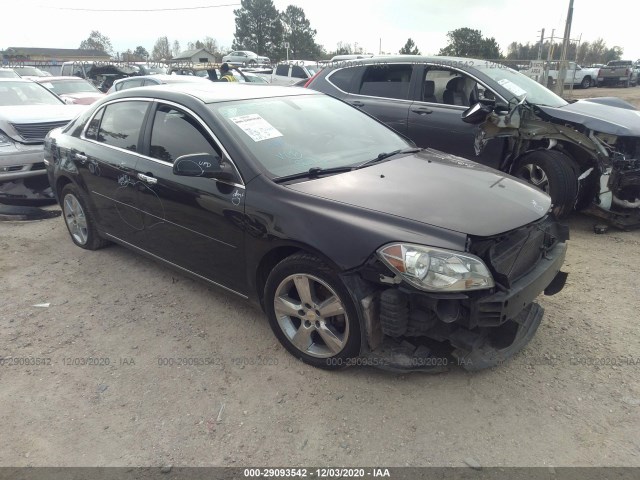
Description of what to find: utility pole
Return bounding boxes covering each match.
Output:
[557,0,575,97]
[537,28,545,60]
[379,38,382,55]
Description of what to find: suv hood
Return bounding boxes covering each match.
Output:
[538,100,640,136]
[286,150,551,237]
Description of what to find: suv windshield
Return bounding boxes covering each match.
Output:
[211,95,409,178]
[0,81,64,106]
[475,63,568,108]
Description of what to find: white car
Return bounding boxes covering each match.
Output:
[271,60,322,86]
[0,78,85,183]
[221,51,270,67]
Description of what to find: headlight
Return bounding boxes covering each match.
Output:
[377,243,494,292]
[0,130,15,147]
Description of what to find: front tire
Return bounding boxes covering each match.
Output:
[581,76,591,89]
[514,150,578,218]
[264,253,361,369]
[61,184,109,250]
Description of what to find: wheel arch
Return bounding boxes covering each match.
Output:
[254,243,343,310]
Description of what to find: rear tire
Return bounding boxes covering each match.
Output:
[580,76,591,89]
[513,150,578,218]
[60,184,109,250]
[264,253,361,369]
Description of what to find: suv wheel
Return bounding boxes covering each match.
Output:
[514,150,578,219]
[264,253,361,369]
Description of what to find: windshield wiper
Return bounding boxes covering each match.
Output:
[273,165,355,184]
[355,147,421,169]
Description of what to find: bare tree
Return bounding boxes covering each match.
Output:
[152,37,172,61]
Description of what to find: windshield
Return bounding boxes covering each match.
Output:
[0,81,63,106]
[0,70,20,78]
[211,95,409,178]
[475,63,568,108]
[12,67,48,76]
[42,79,100,94]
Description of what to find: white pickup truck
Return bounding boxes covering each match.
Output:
[547,62,600,88]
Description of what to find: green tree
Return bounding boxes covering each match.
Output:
[151,36,172,61]
[399,38,420,55]
[233,0,283,59]
[439,28,502,59]
[79,31,113,55]
[281,5,322,59]
[134,46,149,59]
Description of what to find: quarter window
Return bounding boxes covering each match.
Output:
[96,101,148,151]
[327,67,358,92]
[149,104,220,164]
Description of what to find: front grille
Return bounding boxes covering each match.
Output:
[471,216,564,288]
[11,121,69,142]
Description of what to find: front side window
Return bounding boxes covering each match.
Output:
[149,104,220,164]
[358,64,413,100]
[85,107,105,140]
[96,101,148,151]
[422,68,480,106]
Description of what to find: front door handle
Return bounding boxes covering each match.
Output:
[137,173,158,185]
[74,152,87,163]
[351,101,365,107]
[411,107,433,115]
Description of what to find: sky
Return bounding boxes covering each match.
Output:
[2,0,639,61]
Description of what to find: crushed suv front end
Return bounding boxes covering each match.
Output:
[350,215,568,371]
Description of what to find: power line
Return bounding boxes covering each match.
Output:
[40,3,240,12]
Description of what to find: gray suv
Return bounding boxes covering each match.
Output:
[306,55,640,227]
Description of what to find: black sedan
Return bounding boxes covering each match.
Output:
[44,83,568,371]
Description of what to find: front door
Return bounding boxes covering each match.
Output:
[134,102,247,294]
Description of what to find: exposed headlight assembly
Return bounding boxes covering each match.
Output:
[0,130,15,147]
[377,243,494,292]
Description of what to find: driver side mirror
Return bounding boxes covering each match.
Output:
[461,100,494,125]
[173,153,235,182]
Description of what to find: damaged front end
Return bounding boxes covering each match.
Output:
[471,99,640,229]
[345,216,569,372]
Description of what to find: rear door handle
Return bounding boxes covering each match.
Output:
[411,107,433,115]
[137,173,158,185]
[351,101,365,107]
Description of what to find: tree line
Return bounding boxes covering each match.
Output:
[77,9,625,65]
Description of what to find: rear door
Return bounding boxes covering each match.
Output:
[78,99,151,244]
[345,63,415,136]
[133,101,247,294]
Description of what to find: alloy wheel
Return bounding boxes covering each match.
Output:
[517,163,550,193]
[63,193,89,245]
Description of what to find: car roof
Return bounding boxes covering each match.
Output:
[32,76,91,82]
[337,54,502,68]
[114,74,210,84]
[112,82,318,103]
[0,77,33,83]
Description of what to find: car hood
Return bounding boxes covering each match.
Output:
[537,100,640,136]
[60,92,105,105]
[286,150,551,237]
[0,104,86,140]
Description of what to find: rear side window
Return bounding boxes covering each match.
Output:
[275,65,289,76]
[358,64,413,100]
[149,104,220,164]
[96,101,148,151]
[291,65,306,79]
[327,67,359,92]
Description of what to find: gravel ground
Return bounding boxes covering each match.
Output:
[1,86,639,469]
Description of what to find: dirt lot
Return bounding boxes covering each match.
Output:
[1,87,639,469]
[566,85,640,108]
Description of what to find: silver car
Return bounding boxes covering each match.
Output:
[221,50,270,66]
[0,78,85,183]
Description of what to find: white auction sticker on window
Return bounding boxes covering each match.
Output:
[230,113,283,142]
[497,78,527,97]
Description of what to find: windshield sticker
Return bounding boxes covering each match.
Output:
[497,78,527,97]
[230,114,283,142]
